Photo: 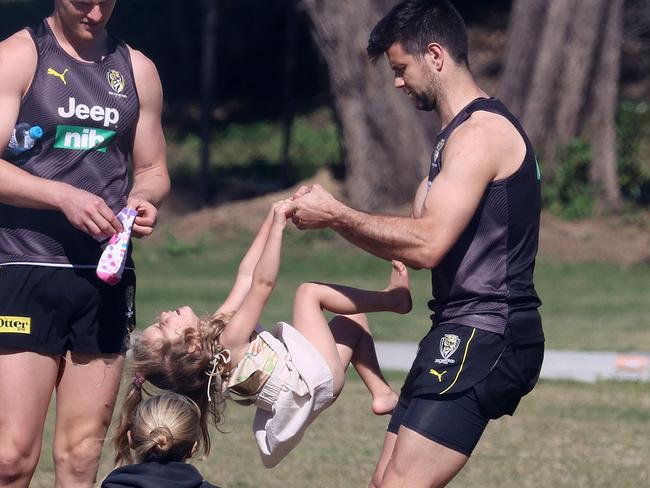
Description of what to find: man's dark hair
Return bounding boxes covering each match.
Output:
[367,0,468,66]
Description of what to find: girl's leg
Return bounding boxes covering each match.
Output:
[329,314,397,414]
[292,261,411,399]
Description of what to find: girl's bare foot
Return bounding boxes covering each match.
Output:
[372,390,399,415]
[385,260,412,314]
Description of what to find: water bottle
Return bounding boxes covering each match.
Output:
[5,123,44,158]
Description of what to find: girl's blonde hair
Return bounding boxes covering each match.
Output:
[113,312,234,463]
[114,392,202,466]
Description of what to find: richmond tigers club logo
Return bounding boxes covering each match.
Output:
[106,69,125,94]
[434,334,461,365]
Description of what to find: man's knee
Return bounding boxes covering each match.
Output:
[382,446,467,488]
[381,458,429,488]
[53,437,102,480]
[382,457,408,482]
[0,441,40,483]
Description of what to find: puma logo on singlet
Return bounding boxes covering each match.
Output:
[429,369,447,382]
[47,67,69,85]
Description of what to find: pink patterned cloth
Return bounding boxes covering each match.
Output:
[96,207,137,285]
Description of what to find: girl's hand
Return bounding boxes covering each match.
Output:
[271,197,293,209]
[272,199,293,228]
[272,203,288,227]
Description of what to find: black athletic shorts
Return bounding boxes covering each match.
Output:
[0,265,136,355]
[388,321,544,456]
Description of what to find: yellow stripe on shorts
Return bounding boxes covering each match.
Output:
[440,327,476,394]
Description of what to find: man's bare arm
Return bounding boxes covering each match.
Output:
[127,48,170,238]
[0,31,122,236]
[0,31,59,209]
[291,120,504,268]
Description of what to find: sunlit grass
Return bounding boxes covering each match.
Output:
[133,232,650,351]
[31,376,650,488]
[27,230,650,486]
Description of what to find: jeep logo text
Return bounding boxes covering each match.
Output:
[58,97,119,128]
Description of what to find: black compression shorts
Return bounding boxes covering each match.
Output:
[388,324,544,456]
[388,388,488,456]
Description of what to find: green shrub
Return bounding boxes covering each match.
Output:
[616,100,650,205]
[542,139,595,219]
[288,108,341,180]
[166,107,341,189]
[542,100,650,219]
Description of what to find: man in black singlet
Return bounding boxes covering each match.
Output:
[0,1,169,486]
[288,1,544,487]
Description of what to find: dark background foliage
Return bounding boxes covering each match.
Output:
[0,0,512,122]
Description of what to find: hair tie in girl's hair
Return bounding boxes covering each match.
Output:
[206,349,231,402]
[133,372,146,389]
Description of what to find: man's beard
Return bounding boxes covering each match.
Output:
[414,92,437,112]
[413,68,440,112]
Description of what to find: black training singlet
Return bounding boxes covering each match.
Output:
[0,19,139,266]
[427,97,543,341]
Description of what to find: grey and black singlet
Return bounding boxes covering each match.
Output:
[0,19,140,267]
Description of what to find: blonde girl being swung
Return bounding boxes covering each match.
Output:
[115,200,412,467]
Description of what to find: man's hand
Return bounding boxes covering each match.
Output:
[58,185,123,239]
[289,184,342,230]
[126,193,159,238]
[291,185,311,200]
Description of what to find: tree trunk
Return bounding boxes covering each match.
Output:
[499,0,624,212]
[553,0,606,146]
[200,0,217,205]
[301,0,438,212]
[586,0,624,211]
[498,0,547,117]
[520,0,574,168]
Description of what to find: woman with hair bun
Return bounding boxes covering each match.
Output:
[102,392,221,488]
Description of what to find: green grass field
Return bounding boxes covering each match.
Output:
[28,232,650,486]
[30,376,650,487]
[168,378,650,488]
[134,230,650,351]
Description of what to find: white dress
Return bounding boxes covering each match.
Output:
[229,322,335,468]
